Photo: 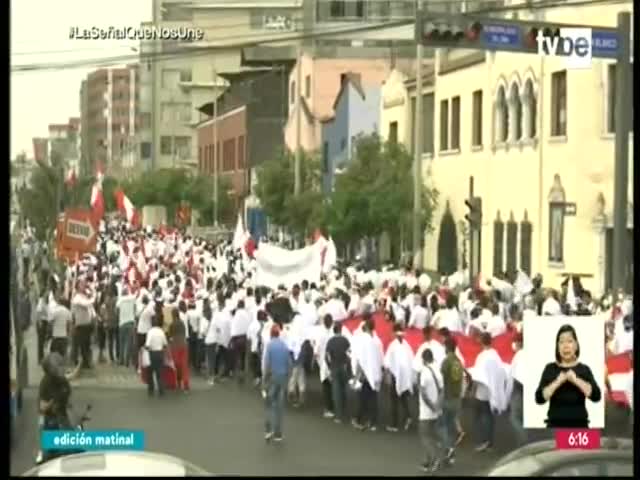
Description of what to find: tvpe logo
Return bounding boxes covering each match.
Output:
[537,28,592,69]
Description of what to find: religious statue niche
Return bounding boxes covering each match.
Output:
[548,174,566,263]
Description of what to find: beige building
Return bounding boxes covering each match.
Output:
[379,2,634,295]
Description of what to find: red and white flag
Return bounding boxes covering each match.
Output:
[343,312,633,408]
[90,165,105,223]
[114,188,140,227]
[65,168,77,187]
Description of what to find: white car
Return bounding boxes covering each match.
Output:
[23,451,211,477]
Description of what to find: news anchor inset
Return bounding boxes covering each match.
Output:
[534,324,602,428]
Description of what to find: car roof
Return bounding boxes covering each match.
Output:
[492,437,633,469]
[488,440,634,477]
[23,451,211,477]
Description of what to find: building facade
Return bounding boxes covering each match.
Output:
[32,137,48,165]
[145,0,303,171]
[48,120,80,174]
[80,65,139,178]
[391,2,635,296]
[284,53,395,153]
[321,73,381,193]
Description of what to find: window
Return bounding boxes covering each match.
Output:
[520,214,532,275]
[160,136,172,155]
[161,70,177,89]
[423,93,435,154]
[388,121,398,144]
[305,75,311,98]
[223,139,235,171]
[472,90,483,147]
[140,142,151,159]
[161,103,174,123]
[548,202,565,263]
[330,0,346,18]
[340,137,347,151]
[174,136,191,160]
[237,135,245,169]
[322,141,329,173]
[509,83,522,141]
[206,145,212,173]
[439,99,449,151]
[523,80,537,139]
[506,215,518,277]
[290,80,296,104]
[550,70,567,137]
[451,96,460,150]
[177,103,191,123]
[607,64,616,133]
[355,0,365,17]
[495,86,508,143]
[493,213,505,277]
[179,69,192,83]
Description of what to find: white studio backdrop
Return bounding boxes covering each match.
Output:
[523,315,605,429]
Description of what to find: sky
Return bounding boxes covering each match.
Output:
[10,0,152,159]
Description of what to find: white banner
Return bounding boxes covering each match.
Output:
[254,242,322,289]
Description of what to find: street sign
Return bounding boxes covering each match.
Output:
[56,209,98,263]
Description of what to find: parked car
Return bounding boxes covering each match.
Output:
[23,451,211,476]
[487,437,633,476]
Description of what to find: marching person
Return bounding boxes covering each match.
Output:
[230,299,251,383]
[263,324,292,443]
[325,321,351,424]
[116,285,136,368]
[168,308,190,393]
[352,316,384,432]
[418,348,446,473]
[70,280,96,370]
[384,324,414,432]
[316,314,336,419]
[145,315,169,397]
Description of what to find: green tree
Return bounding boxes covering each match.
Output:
[255,150,325,237]
[121,169,234,226]
[327,133,438,253]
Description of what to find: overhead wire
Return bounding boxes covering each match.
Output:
[11,0,628,73]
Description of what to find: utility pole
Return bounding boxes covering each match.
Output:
[294,43,303,196]
[213,70,219,227]
[412,0,424,270]
[612,11,631,293]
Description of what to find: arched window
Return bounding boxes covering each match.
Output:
[509,83,523,141]
[495,86,508,143]
[523,79,537,139]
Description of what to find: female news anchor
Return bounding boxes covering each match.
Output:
[534,324,602,428]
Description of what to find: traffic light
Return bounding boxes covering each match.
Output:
[465,196,482,229]
[524,26,562,51]
[418,17,484,48]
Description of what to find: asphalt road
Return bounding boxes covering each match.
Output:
[13,380,541,477]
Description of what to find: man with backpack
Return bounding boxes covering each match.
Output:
[440,336,465,463]
[417,348,445,473]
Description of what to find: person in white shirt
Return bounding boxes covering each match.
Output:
[71,282,96,369]
[145,317,168,397]
[35,291,50,364]
[136,297,155,366]
[435,296,464,333]
[408,295,429,330]
[116,287,136,367]
[247,310,267,385]
[186,303,202,370]
[230,300,252,382]
[49,299,73,359]
[214,296,233,380]
[418,348,446,473]
[325,293,347,323]
[384,324,415,432]
[541,289,562,316]
[353,316,384,431]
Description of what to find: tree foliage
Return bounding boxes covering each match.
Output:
[326,133,438,246]
[254,134,438,252]
[19,162,235,239]
[255,150,325,236]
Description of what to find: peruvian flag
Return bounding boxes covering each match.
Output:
[65,168,77,187]
[343,312,633,408]
[114,188,140,227]
[90,166,105,223]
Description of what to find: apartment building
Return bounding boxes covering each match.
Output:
[144,0,303,171]
[379,1,634,295]
[80,65,139,178]
[48,119,80,174]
